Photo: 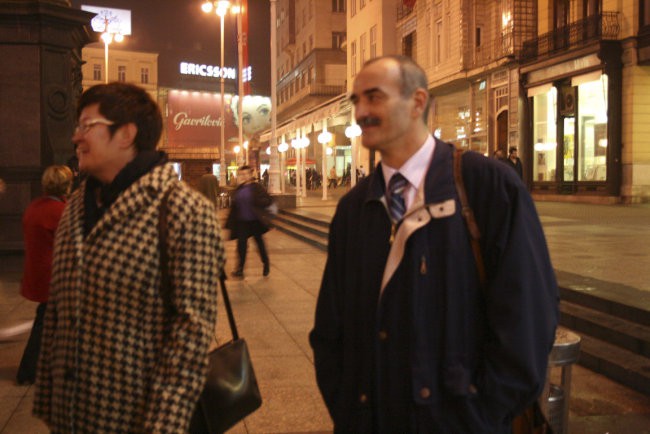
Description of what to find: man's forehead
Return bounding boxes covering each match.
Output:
[352,60,400,93]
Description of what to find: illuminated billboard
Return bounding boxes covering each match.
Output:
[81,5,132,35]
[166,91,271,148]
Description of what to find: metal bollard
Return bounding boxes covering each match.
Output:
[542,327,581,434]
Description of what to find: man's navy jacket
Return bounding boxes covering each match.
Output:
[310,140,559,433]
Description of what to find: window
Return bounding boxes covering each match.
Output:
[93,64,102,81]
[332,0,345,13]
[532,87,558,182]
[435,19,443,64]
[332,31,346,49]
[351,40,357,76]
[117,65,126,82]
[350,0,356,16]
[360,0,366,9]
[369,26,377,59]
[360,33,367,66]
[141,67,149,84]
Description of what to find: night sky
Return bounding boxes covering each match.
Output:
[70,0,271,96]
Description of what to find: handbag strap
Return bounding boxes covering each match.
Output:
[158,185,240,341]
[452,148,486,287]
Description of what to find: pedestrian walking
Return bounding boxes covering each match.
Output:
[197,165,220,208]
[225,165,273,279]
[16,165,73,386]
[309,55,558,433]
[505,146,523,178]
[33,83,225,432]
[328,166,337,189]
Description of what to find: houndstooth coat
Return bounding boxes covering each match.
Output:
[33,164,225,433]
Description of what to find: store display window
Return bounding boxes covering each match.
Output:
[532,87,558,182]
[576,74,608,181]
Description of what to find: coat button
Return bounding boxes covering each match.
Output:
[420,387,431,399]
[378,330,388,340]
[359,393,368,403]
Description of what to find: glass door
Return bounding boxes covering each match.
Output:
[562,116,575,182]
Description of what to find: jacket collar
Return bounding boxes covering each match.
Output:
[364,137,457,206]
[72,164,179,245]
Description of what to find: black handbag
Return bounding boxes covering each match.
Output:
[158,188,262,434]
[189,274,263,434]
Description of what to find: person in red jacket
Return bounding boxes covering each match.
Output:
[16,165,73,385]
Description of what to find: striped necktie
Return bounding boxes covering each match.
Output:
[387,173,408,223]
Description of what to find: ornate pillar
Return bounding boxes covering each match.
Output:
[0,0,95,251]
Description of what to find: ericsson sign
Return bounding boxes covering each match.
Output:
[180,61,252,82]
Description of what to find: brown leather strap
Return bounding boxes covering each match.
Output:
[452,148,487,287]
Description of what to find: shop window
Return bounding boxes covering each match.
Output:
[577,75,608,181]
[332,0,345,13]
[532,87,558,182]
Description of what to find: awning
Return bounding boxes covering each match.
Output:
[285,157,316,166]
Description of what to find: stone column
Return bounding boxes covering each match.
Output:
[0,0,95,251]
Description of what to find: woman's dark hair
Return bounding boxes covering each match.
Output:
[77,83,162,152]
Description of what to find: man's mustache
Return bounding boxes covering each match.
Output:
[357,117,381,127]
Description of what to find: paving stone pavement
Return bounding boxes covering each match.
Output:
[1,192,650,433]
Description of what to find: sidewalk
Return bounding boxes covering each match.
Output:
[1,189,650,433]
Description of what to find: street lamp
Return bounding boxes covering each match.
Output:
[202,0,233,186]
[278,136,288,193]
[345,122,362,187]
[234,145,241,166]
[318,121,333,200]
[99,19,125,84]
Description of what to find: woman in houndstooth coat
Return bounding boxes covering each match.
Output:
[33,83,226,433]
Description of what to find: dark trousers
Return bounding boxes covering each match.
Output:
[17,302,46,383]
[236,221,269,271]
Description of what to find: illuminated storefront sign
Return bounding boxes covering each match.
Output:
[180,62,252,82]
[165,91,270,147]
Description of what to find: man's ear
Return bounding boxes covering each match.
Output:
[116,123,138,149]
[411,88,429,119]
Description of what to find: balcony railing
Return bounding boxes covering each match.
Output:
[397,3,414,21]
[521,12,620,62]
[468,29,515,69]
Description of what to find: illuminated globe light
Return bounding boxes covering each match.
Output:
[216,0,231,16]
[278,141,289,153]
[114,33,124,43]
[345,123,361,138]
[266,146,271,155]
[101,32,113,44]
[291,137,300,149]
[301,136,310,148]
[201,1,213,13]
[243,141,249,150]
[325,147,333,156]
[318,130,332,144]
[234,145,241,153]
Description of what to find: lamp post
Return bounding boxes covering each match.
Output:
[202,0,233,186]
[267,0,281,194]
[278,136,288,193]
[318,120,332,200]
[345,121,362,187]
[100,18,124,84]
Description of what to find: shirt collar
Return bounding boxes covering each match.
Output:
[381,134,435,191]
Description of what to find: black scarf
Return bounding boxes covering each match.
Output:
[83,150,167,236]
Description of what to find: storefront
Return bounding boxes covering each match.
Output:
[522,43,622,197]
